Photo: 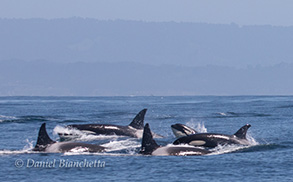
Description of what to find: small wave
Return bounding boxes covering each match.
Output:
[217,112,227,116]
[0,115,18,123]
[61,120,85,124]
[212,112,237,118]
[20,115,51,121]
[213,112,271,118]
[155,114,175,120]
[0,115,58,123]
[277,105,293,109]
[0,115,17,120]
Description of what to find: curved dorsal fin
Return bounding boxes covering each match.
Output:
[234,124,251,139]
[129,109,147,129]
[140,123,159,155]
[33,123,55,151]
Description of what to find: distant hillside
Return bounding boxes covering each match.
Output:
[0,60,292,96]
[1,18,293,67]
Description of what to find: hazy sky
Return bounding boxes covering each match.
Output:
[1,0,293,26]
[1,0,293,96]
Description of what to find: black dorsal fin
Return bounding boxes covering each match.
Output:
[129,109,147,129]
[234,124,251,139]
[140,123,159,155]
[33,123,55,151]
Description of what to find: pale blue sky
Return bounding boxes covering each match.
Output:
[1,0,293,96]
[1,0,293,26]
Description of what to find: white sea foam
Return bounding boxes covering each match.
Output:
[0,150,37,155]
[68,146,91,153]
[0,139,35,155]
[53,125,122,141]
[218,112,227,116]
[53,125,85,137]
[101,139,140,152]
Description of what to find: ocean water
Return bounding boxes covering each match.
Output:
[0,96,292,182]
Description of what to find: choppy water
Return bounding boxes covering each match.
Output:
[0,96,292,181]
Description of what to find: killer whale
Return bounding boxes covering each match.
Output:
[58,109,156,139]
[171,123,197,138]
[140,123,211,156]
[173,124,251,148]
[33,123,105,153]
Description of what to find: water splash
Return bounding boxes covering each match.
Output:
[195,122,207,133]
[186,119,207,133]
[23,139,34,150]
[0,139,35,155]
[53,125,122,142]
[246,132,259,146]
[62,139,141,156]
[208,132,260,155]
[53,125,84,137]
[101,139,140,152]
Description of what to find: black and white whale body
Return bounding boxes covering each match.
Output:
[171,123,197,138]
[173,124,251,148]
[33,123,105,153]
[58,109,151,138]
[140,123,211,156]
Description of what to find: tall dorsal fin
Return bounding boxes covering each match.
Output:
[129,109,147,129]
[171,123,197,138]
[33,123,55,151]
[140,123,159,155]
[234,124,251,139]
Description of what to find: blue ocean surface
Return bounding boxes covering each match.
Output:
[0,96,292,182]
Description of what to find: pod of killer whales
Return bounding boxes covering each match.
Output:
[33,109,252,156]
